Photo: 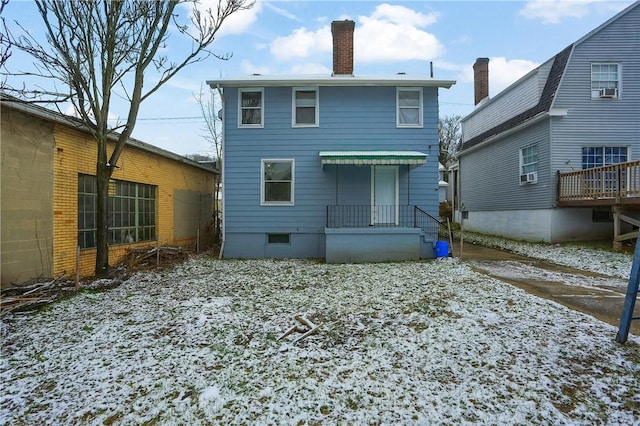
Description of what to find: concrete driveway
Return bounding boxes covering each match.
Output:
[455,242,640,337]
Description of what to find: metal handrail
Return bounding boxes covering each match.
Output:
[326,204,451,245]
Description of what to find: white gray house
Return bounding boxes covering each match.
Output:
[455,1,640,245]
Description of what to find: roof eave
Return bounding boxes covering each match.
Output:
[207,76,455,89]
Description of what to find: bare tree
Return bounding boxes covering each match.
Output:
[0,0,10,67]
[194,84,222,245]
[3,0,252,276]
[438,114,463,169]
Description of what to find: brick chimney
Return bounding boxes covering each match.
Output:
[473,57,489,105]
[331,20,355,76]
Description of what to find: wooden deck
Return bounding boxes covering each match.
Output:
[557,161,640,250]
[557,160,640,206]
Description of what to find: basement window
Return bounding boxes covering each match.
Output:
[592,208,613,223]
[267,233,290,244]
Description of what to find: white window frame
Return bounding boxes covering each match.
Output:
[261,159,295,206]
[396,87,423,128]
[238,88,264,128]
[292,87,319,127]
[519,144,538,185]
[590,63,622,99]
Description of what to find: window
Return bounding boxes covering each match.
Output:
[396,88,422,127]
[267,233,290,244]
[519,145,538,183]
[78,174,157,249]
[261,159,294,205]
[239,88,263,127]
[292,87,318,127]
[591,63,621,98]
[582,146,627,169]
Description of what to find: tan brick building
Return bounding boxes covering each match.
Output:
[1,96,218,285]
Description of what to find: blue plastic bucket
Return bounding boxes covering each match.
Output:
[434,241,449,258]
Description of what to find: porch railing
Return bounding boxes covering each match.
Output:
[326,204,450,242]
[557,160,640,204]
[326,205,414,228]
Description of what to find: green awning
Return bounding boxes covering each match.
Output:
[319,151,428,166]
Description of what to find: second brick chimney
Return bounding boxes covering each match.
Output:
[331,20,355,76]
[473,57,489,105]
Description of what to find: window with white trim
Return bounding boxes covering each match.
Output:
[261,159,294,205]
[591,63,621,98]
[396,88,422,127]
[292,87,318,127]
[239,88,263,127]
[519,145,538,184]
[582,146,627,169]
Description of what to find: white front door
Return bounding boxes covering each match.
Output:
[372,166,398,224]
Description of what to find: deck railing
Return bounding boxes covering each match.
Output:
[557,160,640,204]
[326,204,450,242]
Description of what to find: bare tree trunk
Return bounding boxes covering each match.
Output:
[95,144,112,276]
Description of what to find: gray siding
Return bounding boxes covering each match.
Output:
[223,85,440,258]
[460,119,551,211]
[463,58,554,141]
[551,4,640,174]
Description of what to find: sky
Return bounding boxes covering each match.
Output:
[2,0,636,158]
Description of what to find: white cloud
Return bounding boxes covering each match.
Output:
[459,57,539,96]
[264,2,301,22]
[269,3,443,66]
[187,0,263,36]
[357,4,442,63]
[519,0,600,24]
[290,63,332,75]
[368,3,438,27]
[240,59,271,75]
[270,26,332,60]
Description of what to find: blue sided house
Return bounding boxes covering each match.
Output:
[208,20,455,262]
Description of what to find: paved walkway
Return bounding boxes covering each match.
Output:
[454,242,640,337]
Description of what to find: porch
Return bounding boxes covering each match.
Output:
[324,205,450,262]
[557,160,640,250]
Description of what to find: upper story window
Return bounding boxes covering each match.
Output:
[261,159,294,206]
[396,88,423,128]
[292,87,319,127]
[239,88,263,127]
[519,144,538,184]
[591,63,621,99]
[582,146,628,169]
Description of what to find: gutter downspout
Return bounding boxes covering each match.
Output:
[217,83,226,259]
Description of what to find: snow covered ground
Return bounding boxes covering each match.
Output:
[461,232,633,279]
[1,249,639,424]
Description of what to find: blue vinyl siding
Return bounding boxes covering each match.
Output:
[222,85,440,258]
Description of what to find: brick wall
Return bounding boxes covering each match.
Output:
[52,124,215,278]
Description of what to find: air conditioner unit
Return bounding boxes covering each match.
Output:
[599,88,618,98]
[520,172,538,184]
